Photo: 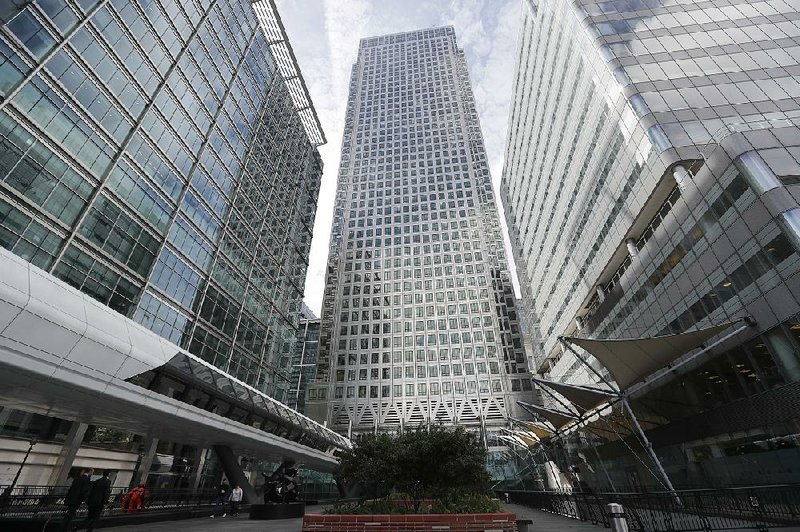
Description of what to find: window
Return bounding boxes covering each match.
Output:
[7,9,56,60]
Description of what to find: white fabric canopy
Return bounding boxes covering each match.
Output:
[563,322,735,390]
[498,434,529,449]
[501,428,540,447]
[511,418,555,440]
[535,378,616,412]
[517,401,577,430]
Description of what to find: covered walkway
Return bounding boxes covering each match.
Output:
[0,248,347,473]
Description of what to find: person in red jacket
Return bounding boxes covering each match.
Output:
[121,484,147,513]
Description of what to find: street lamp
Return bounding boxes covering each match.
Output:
[0,439,37,509]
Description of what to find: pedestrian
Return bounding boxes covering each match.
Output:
[229,484,243,516]
[121,484,146,513]
[210,479,230,518]
[60,468,93,532]
[85,470,112,531]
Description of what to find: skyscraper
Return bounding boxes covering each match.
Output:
[502,0,800,488]
[0,0,345,488]
[305,27,533,438]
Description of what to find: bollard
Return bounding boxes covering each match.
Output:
[606,502,630,532]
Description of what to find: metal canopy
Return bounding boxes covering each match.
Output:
[563,322,736,390]
[534,378,616,412]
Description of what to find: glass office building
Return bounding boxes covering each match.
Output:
[502,0,800,488]
[0,0,334,486]
[305,27,534,437]
[0,0,323,400]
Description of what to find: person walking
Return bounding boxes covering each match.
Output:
[229,484,243,516]
[211,480,231,517]
[210,480,230,518]
[85,470,112,531]
[61,468,93,532]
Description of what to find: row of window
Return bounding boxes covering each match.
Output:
[335,361,503,381]
[592,170,751,337]
[590,1,789,37]
[324,377,532,401]
[334,346,500,365]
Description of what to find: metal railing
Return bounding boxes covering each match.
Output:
[0,485,218,520]
[505,485,800,531]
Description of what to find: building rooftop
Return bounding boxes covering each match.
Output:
[252,0,326,147]
[358,25,456,49]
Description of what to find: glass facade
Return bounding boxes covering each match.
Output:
[306,27,533,436]
[0,0,323,403]
[288,304,320,414]
[502,0,800,489]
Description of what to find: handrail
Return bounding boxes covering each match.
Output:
[0,486,218,520]
[503,486,800,531]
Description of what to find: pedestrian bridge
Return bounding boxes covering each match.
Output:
[0,248,349,472]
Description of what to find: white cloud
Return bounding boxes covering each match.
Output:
[276,0,524,313]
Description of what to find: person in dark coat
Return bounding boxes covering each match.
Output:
[61,468,93,532]
[85,470,112,531]
[210,480,230,518]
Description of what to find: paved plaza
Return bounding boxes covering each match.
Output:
[100,504,800,531]
[102,504,605,531]
[103,514,305,532]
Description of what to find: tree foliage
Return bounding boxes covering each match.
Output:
[336,426,491,507]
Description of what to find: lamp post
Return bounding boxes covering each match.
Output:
[0,439,37,509]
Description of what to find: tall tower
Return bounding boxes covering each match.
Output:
[502,0,800,489]
[306,27,533,437]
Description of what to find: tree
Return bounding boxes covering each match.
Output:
[336,432,398,498]
[337,426,490,507]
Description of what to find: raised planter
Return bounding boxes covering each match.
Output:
[249,501,305,520]
[302,512,519,531]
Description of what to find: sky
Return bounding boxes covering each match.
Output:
[274,0,524,316]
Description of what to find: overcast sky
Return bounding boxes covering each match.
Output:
[274,0,523,316]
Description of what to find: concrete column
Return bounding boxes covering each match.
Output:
[0,407,13,427]
[607,503,630,532]
[764,328,800,382]
[626,238,638,258]
[130,436,159,487]
[736,151,781,195]
[673,165,692,191]
[213,445,258,503]
[48,422,88,486]
[778,209,800,258]
[187,447,207,490]
[596,286,606,303]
